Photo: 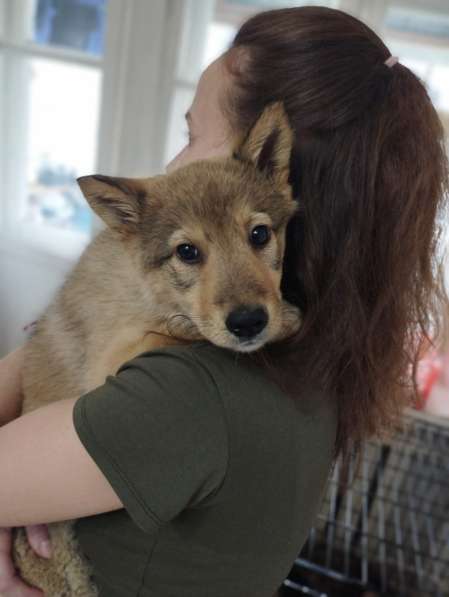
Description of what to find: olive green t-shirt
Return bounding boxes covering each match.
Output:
[72,342,337,597]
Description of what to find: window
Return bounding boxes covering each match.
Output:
[1,0,448,262]
[0,0,106,258]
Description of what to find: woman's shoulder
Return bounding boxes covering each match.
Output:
[129,341,247,381]
[135,342,338,430]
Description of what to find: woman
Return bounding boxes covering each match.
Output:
[0,6,448,596]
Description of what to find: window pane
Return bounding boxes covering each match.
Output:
[24,58,101,234]
[385,5,449,39]
[203,22,236,69]
[215,0,337,27]
[221,0,337,9]
[428,65,449,113]
[399,57,429,80]
[32,0,107,56]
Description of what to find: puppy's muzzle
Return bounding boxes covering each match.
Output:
[225,305,268,339]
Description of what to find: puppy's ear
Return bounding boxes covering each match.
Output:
[77,175,148,234]
[233,101,293,186]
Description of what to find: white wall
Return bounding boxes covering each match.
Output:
[0,249,72,356]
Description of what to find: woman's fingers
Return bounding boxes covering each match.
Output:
[24,525,51,559]
[0,527,43,596]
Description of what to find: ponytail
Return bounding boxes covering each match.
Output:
[224,6,449,460]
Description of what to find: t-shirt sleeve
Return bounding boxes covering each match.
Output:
[72,347,229,534]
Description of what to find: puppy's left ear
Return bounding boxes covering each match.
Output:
[233,101,293,186]
[77,175,148,235]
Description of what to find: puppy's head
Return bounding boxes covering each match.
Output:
[78,102,300,352]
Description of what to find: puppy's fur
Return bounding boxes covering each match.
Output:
[12,102,301,596]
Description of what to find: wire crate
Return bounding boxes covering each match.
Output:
[280,409,449,597]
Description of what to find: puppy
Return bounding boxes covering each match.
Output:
[12,102,301,596]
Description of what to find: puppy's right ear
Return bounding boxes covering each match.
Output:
[77,175,148,235]
[233,101,293,187]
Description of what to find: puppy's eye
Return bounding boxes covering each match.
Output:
[250,225,271,247]
[176,243,201,263]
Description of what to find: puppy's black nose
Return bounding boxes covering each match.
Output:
[225,306,268,339]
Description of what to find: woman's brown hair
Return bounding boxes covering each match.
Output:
[223,7,449,461]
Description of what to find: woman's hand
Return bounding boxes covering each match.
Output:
[0,525,51,596]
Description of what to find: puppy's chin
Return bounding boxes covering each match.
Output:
[233,340,265,353]
[203,333,267,353]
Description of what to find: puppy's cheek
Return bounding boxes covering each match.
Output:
[259,264,282,310]
[270,269,283,295]
[191,291,225,339]
[164,260,199,293]
[277,301,302,341]
[145,271,169,302]
[195,275,216,321]
[272,237,285,273]
[265,301,283,338]
[169,270,197,292]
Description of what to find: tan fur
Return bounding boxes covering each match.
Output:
[12,102,301,595]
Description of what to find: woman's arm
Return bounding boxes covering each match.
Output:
[0,398,123,527]
[0,346,27,426]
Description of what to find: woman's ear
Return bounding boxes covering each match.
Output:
[233,101,293,186]
[77,175,149,235]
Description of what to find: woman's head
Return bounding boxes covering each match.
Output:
[170,6,449,460]
[166,57,235,173]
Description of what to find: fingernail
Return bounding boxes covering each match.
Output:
[40,540,52,558]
